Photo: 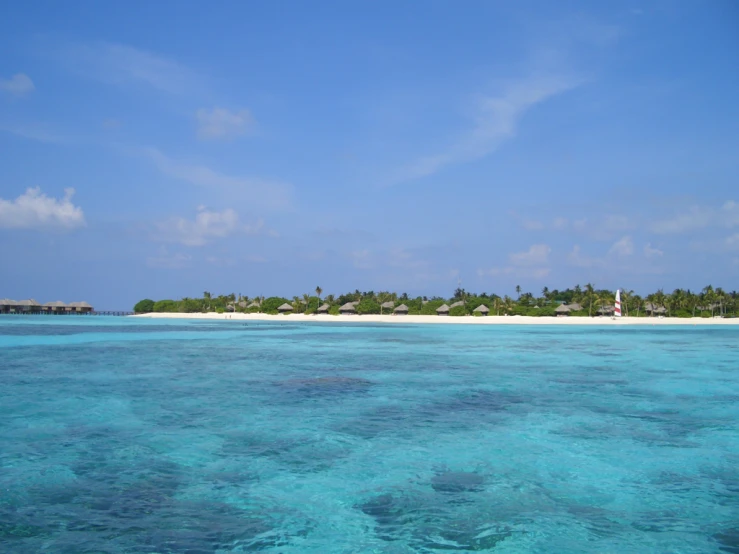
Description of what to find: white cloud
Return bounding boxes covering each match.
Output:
[608,236,634,257]
[651,201,739,234]
[478,243,551,278]
[154,207,270,246]
[644,242,664,257]
[56,41,202,95]
[0,187,85,229]
[145,148,293,212]
[0,73,34,96]
[394,75,582,182]
[196,107,254,140]
[510,244,551,266]
[146,248,192,269]
[566,245,604,268]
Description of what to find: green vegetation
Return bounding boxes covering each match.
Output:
[133,285,739,318]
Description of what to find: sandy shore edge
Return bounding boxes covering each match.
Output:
[130,313,739,325]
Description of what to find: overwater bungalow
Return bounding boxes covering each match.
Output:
[277,303,294,314]
[317,303,330,314]
[436,304,450,316]
[555,304,571,317]
[473,305,489,316]
[0,299,18,314]
[339,302,357,315]
[43,301,67,314]
[67,301,93,314]
[394,304,409,315]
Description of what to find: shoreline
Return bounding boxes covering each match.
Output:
[130,312,739,325]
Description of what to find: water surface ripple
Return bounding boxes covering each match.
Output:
[1,317,738,552]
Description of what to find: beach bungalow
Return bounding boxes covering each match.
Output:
[317,303,330,314]
[277,303,294,314]
[43,301,67,314]
[339,302,357,315]
[567,303,583,311]
[644,303,666,316]
[597,306,615,316]
[67,301,93,314]
[555,304,571,317]
[436,304,450,316]
[381,301,394,314]
[473,305,490,316]
[393,304,409,316]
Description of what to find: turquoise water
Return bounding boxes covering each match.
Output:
[1,318,738,553]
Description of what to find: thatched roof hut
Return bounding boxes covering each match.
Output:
[567,303,583,311]
[436,304,450,315]
[555,304,571,316]
[247,301,260,309]
[597,306,615,316]
[339,302,356,314]
[277,303,294,313]
[317,303,330,314]
[394,304,409,315]
[68,301,93,312]
[450,301,464,308]
[43,301,67,311]
[381,301,394,310]
[473,304,489,315]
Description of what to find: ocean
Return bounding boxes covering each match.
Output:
[1,317,738,553]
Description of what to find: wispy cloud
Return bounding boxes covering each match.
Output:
[0,73,34,96]
[393,75,582,183]
[0,123,71,144]
[146,247,192,269]
[651,201,739,234]
[196,107,254,140]
[644,242,664,257]
[53,41,203,95]
[153,206,274,246]
[478,243,551,279]
[608,236,634,257]
[0,187,85,230]
[145,148,293,212]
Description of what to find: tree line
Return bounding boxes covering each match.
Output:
[133,284,738,318]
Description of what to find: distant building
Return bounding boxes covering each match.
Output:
[339,302,357,315]
[317,303,330,314]
[277,303,294,314]
[555,304,571,317]
[436,304,450,316]
[393,304,409,315]
[473,305,490,316]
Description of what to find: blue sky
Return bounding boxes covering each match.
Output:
[1,1,738,309]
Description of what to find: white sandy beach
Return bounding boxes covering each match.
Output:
[131,312,739,325]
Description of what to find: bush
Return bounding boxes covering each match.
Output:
[450,305,468,317]
[357,298,380,315]
[261,296,290,314]
[216,307,224,314]
[133,299,155,313]
[421,300,446,315]
[329,305,340,315]
[153,299,178,312]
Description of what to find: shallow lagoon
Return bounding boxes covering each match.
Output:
[1,317,738,552]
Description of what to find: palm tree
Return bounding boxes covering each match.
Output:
[585,283,595,317]
[315,286,322,306]
[493,297,502,316]
[203,291,212,311]
[701,285,715,317]
[503,295,515,314]
[515,285,522,299]
[621,289,634,317]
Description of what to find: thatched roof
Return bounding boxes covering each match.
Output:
[247,302,260,308]
[394,304,409,313]
[473,304,490,313]
[351,301,360,307]
[16,299,40,307]
[339,302,356,312]
[381,301,395,309]
[654,306,667,314]
[555,304,571,313]
[277,303,294,311]
[0,298,18,305]
[436,304,450,313]
[68,301,92,308]
[597,306,615,315]
[567,303,583,311]
[317,303,330,312]
[43,301,67,307]
[450,301,464,308]
[238,300,248,308]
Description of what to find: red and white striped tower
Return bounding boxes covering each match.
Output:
[614,289,622,317]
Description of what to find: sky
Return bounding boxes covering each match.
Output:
[1,1,738,310]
